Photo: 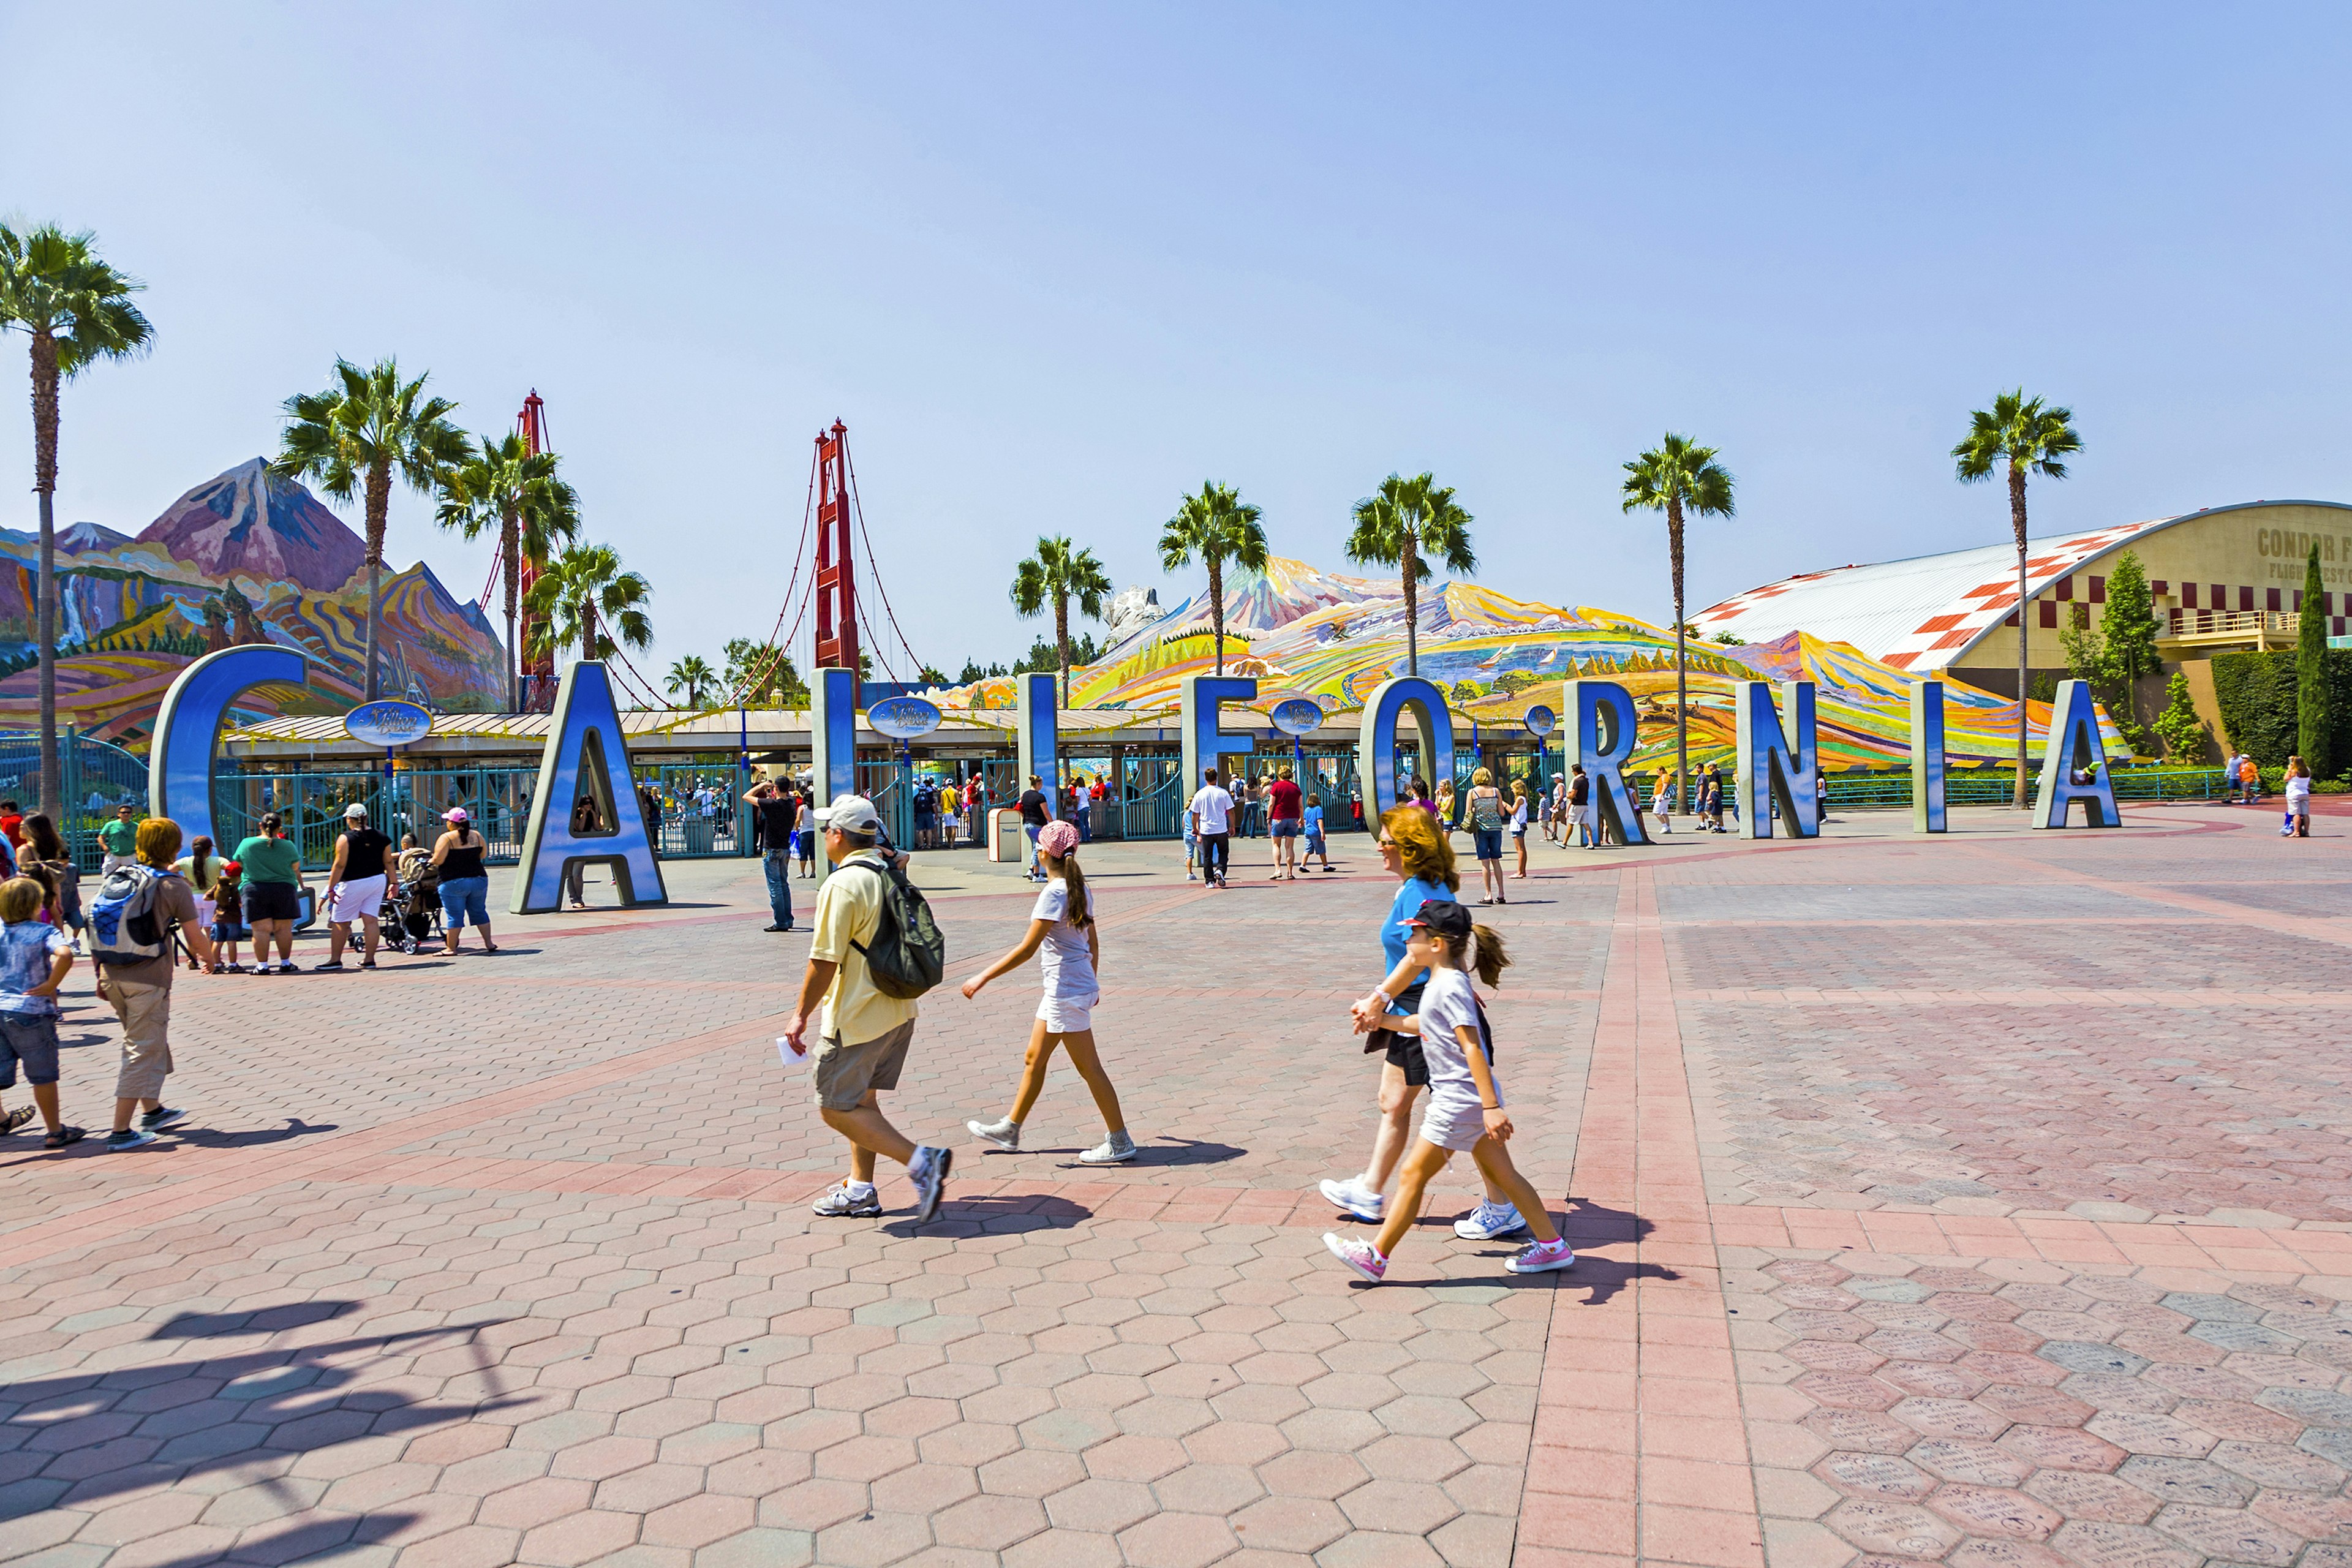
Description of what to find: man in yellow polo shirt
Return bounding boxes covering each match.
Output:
[783,794,952,1223]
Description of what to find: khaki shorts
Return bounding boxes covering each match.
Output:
[103,974,175,1100]
[812,1019,915,1110]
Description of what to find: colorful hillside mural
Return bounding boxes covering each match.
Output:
[0,459,506,748]
[939,557,2122,769]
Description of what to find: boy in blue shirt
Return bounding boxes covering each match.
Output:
[1303,793,1335,871]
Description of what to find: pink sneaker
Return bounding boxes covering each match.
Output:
[1506,1238,1577,1274]
[1324,1232,1387,1283]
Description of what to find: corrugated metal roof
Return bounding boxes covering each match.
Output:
[1692,502,2350,670]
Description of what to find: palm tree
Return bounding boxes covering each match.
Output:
[273,358,469,699]
[1954,391,2082,808]
[436,431,580,710]
[1159,482,1268,677]
[0,224,152,818]
[1622,435,1736,805]
[665,654,717,708]
[1009,536,1112,707]
[1345,472,1476,678]
[525,543,652,667]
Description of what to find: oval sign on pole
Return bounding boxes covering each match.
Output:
[1268,698,1323,737]
[1523,704,1558,738]
[868,695,944,741]
[344,699,434,748]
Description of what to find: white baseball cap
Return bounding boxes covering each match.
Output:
[813,794,881,834]
[344,802,369,819]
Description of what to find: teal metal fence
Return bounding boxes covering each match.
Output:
[0,729,153,872]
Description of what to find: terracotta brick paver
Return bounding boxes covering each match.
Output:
[4,802,2350,1567]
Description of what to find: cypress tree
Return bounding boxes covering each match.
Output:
[2299,543,2332,776]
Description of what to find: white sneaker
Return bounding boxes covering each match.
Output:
[968,1117,1020,1152]
[1453,1201,1529,1240]
[1077,1131,1138,1164]
[812,1182,880,1217]
[1319,1177,1384,1222]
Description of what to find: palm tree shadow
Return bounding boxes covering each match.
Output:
[1,1310,523,1521]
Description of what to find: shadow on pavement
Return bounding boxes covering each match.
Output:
[1553,1196,1681,1306]
[130,1509,421,1567]
[0,1314,521,1521]
[1126,1138,1245,1169]
[171,1118,340,1151]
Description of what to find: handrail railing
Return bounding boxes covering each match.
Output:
[2166,609,2299,637]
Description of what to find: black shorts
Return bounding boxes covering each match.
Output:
[1375,980,1432,1086]
[1383,1033,1431,1087]
[246,882,300,922]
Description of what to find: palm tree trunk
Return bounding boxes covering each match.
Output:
[1208,556,1225,677]
[363,462,391,700]
[1670,494,1687,815]
[2010,462,2030,810]
[1055,593,1071,709]
[29,332,61,819]
[502,508,520,712]
[1403,537,1420,678]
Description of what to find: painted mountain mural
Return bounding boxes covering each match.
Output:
[937,556,2125,770]
[0,458,507,747]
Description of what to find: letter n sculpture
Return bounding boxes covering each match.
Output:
[511,662,668,913]
[1735,680,1819,839]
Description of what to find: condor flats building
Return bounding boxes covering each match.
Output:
[1693,499,2352,698]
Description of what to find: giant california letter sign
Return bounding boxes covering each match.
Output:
[1356,677,1452,818]
[151,644,309,851]
[1735,679,1819,840]
[807,666,859,886]
[511,662,668,913]
[2034,678,2120,829]
[1180,674,1257,797]
[1561,679,1646,846]
[1016,673,1060,805]
[1910,679,1947,834]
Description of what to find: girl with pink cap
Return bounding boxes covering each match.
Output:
[960,818,1136,1164]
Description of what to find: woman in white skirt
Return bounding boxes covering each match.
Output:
[962,819,1137,1164]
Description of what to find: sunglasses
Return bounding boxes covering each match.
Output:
[1377,837,1398,849]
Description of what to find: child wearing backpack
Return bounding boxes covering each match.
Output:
[960,820,1137,1165]
[89,815,214,1152]
[210,862,249,973]
[1324,899,1574,1282]
[0,876,82,1149]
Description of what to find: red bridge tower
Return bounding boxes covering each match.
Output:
[812,421,859,684]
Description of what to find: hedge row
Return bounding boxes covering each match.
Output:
[2211,649,2352,770]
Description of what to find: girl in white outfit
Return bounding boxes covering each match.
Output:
[962,819,1137,1164]
[2284,756,2312,838]
[1324,898,1575,1283]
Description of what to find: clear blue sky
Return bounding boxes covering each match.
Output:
[7,3,2349,687]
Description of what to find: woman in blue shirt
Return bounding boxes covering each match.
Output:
[1318,806,1526,1241]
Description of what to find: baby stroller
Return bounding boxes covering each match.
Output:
[393,853,444,954]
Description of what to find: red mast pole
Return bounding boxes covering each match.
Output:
[518,391,555,710]
[812,421,859,699]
